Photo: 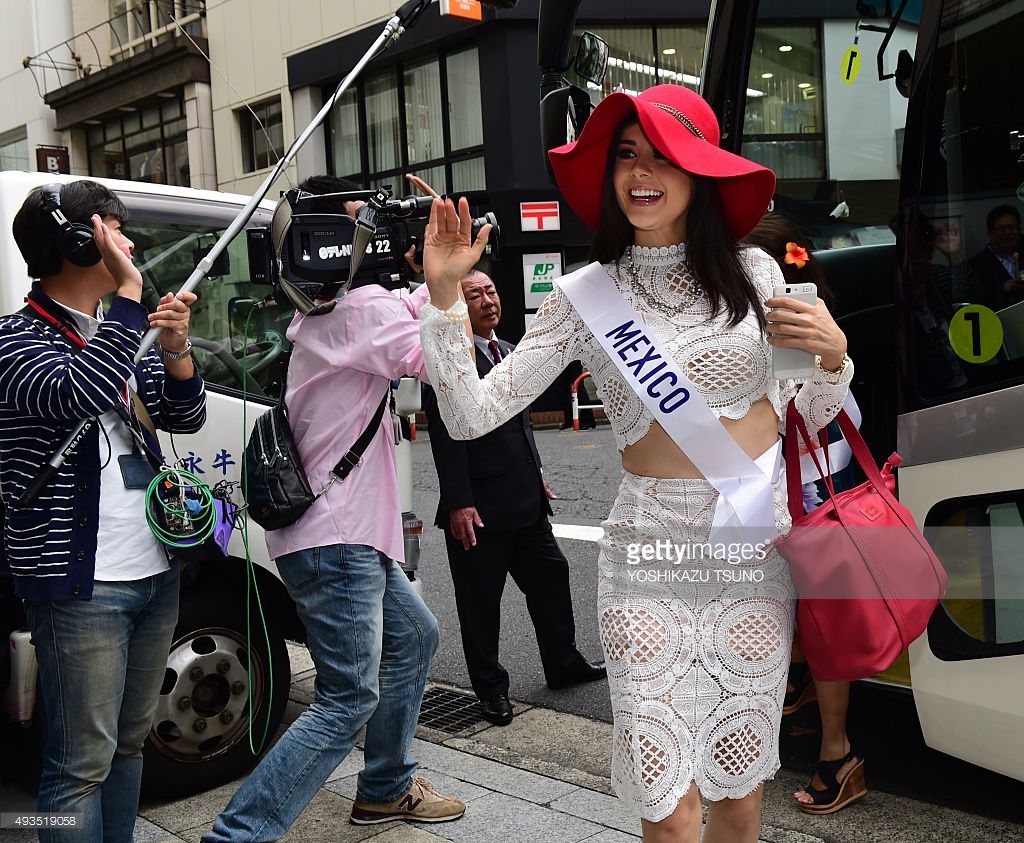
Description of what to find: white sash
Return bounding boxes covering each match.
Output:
[557,263,779,549]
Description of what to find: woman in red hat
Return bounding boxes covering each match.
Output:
[418,84,851,842]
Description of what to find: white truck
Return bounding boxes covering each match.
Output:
[0,170,424,794]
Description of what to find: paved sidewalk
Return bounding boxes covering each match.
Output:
[3,644,1021,843]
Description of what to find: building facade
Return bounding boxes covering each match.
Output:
[3,0,914,372]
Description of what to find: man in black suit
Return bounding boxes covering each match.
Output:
[968,204,1024,310]
[422,269,605,726]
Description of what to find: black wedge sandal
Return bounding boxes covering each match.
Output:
[796,750,868,815]
[782,661,818,715]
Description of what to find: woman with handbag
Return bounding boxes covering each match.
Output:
[744,215,867,815]
[418,85,852,843]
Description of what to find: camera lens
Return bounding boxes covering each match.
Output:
[471,211,498,240]
[471,212,500,258]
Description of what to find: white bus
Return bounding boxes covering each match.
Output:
[0,171,424,794]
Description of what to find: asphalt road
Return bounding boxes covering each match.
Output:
[411,423,1024,827]
[413,423,616,722]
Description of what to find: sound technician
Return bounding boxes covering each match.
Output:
[0,179,206,842]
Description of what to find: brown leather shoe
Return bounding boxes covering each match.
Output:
[350,775,466,825]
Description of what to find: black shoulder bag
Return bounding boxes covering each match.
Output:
[243,389,389,531]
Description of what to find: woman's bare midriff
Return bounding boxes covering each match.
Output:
[620,396,779,479]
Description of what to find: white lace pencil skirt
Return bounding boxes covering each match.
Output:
[597,471,796,822]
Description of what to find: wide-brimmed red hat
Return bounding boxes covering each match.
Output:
[548,85,776,240]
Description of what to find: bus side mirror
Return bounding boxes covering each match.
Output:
[895,49,914,98]
[573,31,609,86]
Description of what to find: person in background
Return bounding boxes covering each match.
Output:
[744,214,867,816]
[423,268,606,727]
[1,179,206,842]
[968,204,1024,310]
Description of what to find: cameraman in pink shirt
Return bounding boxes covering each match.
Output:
[204,176,464,841]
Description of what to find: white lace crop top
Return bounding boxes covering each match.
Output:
[419,244,852,450]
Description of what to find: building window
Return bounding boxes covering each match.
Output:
[0,129,29,171]
[573,25,707,100]
[328,46,485,193]
[581,27,657,96]
[85,94,189,185]
[572,23,823,183]
[108,0,205,63]
[239,98,283,173]
[741,25,825,180]
[446,49,482,150]
[404,58,443,165]
[328,89,362,178]
[365,71,401,175]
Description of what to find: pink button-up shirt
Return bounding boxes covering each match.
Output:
[265,283,430,563]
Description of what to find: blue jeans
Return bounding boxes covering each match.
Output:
[24,564,180,843]
[203,544,439,843]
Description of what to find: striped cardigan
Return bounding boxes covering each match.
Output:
[0,291,206,600]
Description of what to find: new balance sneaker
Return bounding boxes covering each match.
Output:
[350,775,466,825]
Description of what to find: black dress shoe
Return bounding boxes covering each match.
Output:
[547,660,607,690]
[479,694,513,726]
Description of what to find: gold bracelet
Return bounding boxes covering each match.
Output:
[815,354,849,384]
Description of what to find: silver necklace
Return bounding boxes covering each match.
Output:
[626,252,701,316]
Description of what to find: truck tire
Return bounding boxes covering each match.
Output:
[141,589,290,796]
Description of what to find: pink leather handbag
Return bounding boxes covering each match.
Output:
[777,403,948,682]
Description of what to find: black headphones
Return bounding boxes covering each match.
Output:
[40,183,102,267]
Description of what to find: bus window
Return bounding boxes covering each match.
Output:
[740,16,911,251]
[739,10,916,463]
[901,1,1024,410]
[924,491,1024,656]
[121,196,290,401]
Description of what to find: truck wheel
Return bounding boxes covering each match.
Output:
[141,591,290,796]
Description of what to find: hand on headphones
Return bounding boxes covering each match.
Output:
[91,214,142,297]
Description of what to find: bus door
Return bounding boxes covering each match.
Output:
[894,0,1024,782]
[703,0,910,476]
[704,0,1024,779]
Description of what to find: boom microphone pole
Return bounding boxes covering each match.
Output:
[18,0,431,507]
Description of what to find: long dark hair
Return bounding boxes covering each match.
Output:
[742,214,833,308]
[588,117,767,332]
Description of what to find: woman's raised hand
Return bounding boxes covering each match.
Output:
[423,196,491,310]
[765,295,848,372]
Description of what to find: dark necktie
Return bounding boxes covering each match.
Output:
[488,339,502,365]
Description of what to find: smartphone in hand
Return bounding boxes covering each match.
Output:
[771,282,817,379]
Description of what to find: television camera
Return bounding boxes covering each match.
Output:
[247,184,499,316]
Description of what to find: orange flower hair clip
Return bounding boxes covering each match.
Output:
[784,241,809,269]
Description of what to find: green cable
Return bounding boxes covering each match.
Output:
[240,303,274,756]
[145,467,217,547]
